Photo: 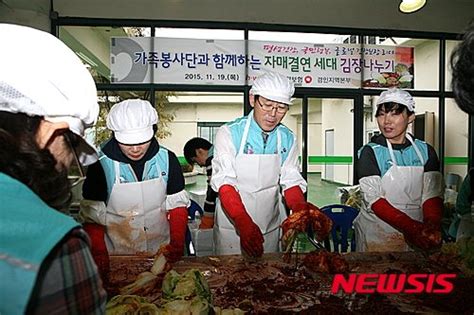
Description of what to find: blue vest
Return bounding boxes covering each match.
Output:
[98,147,170,201]
[0,173,79,314]
[359,139,429,177]
[226,114,295,166]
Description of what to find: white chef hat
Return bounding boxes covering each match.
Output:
[376,88,415,112]
[106,99,158,145]
[0,23,99,166]
[250,72,295,105]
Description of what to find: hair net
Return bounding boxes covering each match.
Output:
[0,23,99,165]
[250,72,295,105]
[106,99,158,145]
[376,88,415,112]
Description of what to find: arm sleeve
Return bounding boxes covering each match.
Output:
[165,151,190,210]
[421,144,443,203]
[210,126,238,192]
[280,133,307,193]
[422,171,444,203]
[204,158,218,214]
[28,228,107,314]
[359,175,384,211]
[356,145,385,210]
[166,151,185,195]
[356,145,381,183]
[79,161,108,225]
[423,144,440,172]
[456,174,472,216]
[82,161,108,202]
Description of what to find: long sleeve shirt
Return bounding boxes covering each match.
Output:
[27,228,107,314]
[211,113,306,194]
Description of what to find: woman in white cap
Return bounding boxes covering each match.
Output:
[0,24,106,314]
[210,72,331,257]
[79,99,190,272]
[355,88,444,252]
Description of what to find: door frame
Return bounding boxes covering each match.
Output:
[293,89,363,185]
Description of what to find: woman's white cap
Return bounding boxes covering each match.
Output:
[0,23,99,165]
[376,88,415,112]
[250,72,295,105]
[106,99,158,145]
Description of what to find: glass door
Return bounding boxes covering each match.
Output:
[283,96,356,208]
[306,97,355,207]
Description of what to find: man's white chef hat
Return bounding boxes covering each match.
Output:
[0,23,99,166]
[250,72,295,105]
[376,88,415,112]
[106,99,158,145]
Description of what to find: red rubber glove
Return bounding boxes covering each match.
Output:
[372,198,441,250]
[284,185,307,214]
[219,184,264,257]
[199,215,214,229]
[422,197,443,229]
[82,223,110,283]
[166,207,188,263]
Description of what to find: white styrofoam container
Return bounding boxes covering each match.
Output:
[190,226,214,257]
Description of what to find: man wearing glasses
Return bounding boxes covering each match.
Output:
[210,71,331,258]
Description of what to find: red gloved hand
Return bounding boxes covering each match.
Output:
[82,223,110,283]
[166,207,188,263]
[306,203,333,241]
[422,197,443,229]
[404,222,442,251]
[284,185,307,214]
[219,184,264,257]
[372,198,441,250]
[199,215,214,229]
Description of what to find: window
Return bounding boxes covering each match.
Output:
[198,122,225,144]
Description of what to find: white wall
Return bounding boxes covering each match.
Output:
[159,102,242,155]
[414,40,440,91]
[414,98,439,150]
[321,99,354,185]
[445,99,469,179]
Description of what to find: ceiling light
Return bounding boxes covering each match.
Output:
[399,0,426,14]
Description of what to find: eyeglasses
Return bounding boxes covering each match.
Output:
[64,130,81,148]
[256,97,289,114]
[64,131,85,187]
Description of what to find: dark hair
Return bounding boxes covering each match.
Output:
[0,111,71,211]
[183,137,212,165]
[375,102,414,117]
[451,20,474,115]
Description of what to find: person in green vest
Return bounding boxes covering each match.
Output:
[450,21,474,240]
[450,169,474,239]
[451,20,474,115]
[0,24,106,314]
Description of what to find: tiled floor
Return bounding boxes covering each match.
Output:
[306,173,343,207]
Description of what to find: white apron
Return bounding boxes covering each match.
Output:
[355,134,425,252]
[105,161,169,255]
[214,117,287,255]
